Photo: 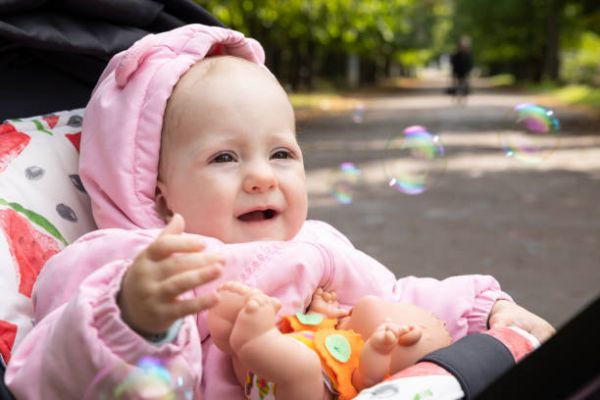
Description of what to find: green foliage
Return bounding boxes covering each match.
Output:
[555,85,600,107]
[196,0,450,87]
[489,74,516,87]
[452,0,600,83]
[562,31,600,85]
[197,0,597,86]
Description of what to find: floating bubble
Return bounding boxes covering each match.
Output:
[85,356,193,400]
[351,102,365,123]
[331,162,362,204]
[384,126,445,195]
[500,103,560,163]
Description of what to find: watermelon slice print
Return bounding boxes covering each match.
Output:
[0,320,17,364]
[0,206,63,298]
[0,123,30,173]
[43,114,59,129]
[65,132,81,152]
[0,199,67,246]
[30,119,53,136]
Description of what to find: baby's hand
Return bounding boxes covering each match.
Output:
[118,214,224,336]
[488,300,555,343]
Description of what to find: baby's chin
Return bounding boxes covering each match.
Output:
[226,231,294,244]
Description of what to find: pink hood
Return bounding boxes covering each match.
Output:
[80,24,265,230]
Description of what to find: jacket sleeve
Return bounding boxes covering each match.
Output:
[392,274,513,340]
[305,222,514,341]
[5,231,204,399]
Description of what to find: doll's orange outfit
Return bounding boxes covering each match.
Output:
[278,312,364,400]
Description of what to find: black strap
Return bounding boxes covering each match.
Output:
[477,296,600,400]
[0,362,16,400]
[420,333,515,399]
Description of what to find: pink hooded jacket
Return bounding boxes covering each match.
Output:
[5,25,512,399]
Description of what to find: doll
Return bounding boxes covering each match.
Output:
[207,283,453,400]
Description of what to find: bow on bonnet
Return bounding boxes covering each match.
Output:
[80,24,265,231]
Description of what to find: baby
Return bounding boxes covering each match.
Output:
[5,24,553,399]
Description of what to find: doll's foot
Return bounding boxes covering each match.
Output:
[229,292,281,353]
[307,288,348,319]
[357,321,406,388]
[207,281,261,353]
[367,321,406,355]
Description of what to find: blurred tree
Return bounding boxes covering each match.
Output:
[197,0,450,89]
[197,0,597,86]
[452,0,600,83]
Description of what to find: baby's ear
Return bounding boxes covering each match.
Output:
[155,183,173,222]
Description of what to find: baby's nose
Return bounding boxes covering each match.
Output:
[243,163,278,192]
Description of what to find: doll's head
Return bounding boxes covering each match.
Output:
[338,296,453,373]
[155,56,308,243]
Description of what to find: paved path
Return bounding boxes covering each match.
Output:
[298,81,600,329]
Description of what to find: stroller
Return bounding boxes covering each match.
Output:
[1,1,598,399]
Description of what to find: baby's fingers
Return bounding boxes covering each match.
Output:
[147,234,206,261]
[161,252,224,278]
[160,213,185,236]
[168,293,220,320]
[159,263,223,299]
[488,313,513,329]
[528,320,555,343]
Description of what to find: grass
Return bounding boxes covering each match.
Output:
[552,85,600,108]
[288,92,363,120]
[488,74,516,87]
[512,79,600,110]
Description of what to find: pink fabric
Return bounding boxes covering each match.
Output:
[5,24,513,398]
[6,220,511,398]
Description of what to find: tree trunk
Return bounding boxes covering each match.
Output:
[543,0,562,82]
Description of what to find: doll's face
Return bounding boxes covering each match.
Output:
[339,296,453,373]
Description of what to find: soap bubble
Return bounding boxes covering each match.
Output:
[500,103,560,163]
[331,162,362,204]
[384,126,446,195]
[351,102,365,124]
[85,356,193,400]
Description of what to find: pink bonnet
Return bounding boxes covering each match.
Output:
[80,24,265,230]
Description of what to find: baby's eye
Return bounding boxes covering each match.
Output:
[271,149,292,160]
[212,153,236,163]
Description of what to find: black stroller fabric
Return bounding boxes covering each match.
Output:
[0,0,223,120]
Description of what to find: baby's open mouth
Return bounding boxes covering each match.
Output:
[238,209,277,222]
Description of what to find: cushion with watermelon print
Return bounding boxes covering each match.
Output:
[0,109,97,366]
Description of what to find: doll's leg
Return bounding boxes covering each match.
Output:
[207,281,262,353]
[230,293,329,400]
[355,326,538,400]
[354,321,408,390]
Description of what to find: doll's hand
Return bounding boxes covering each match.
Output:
[488,300,555,343]
[118,214,224,336]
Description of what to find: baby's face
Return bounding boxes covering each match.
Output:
[157,57,307,243]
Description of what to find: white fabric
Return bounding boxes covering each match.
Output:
[0,110,96,361]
